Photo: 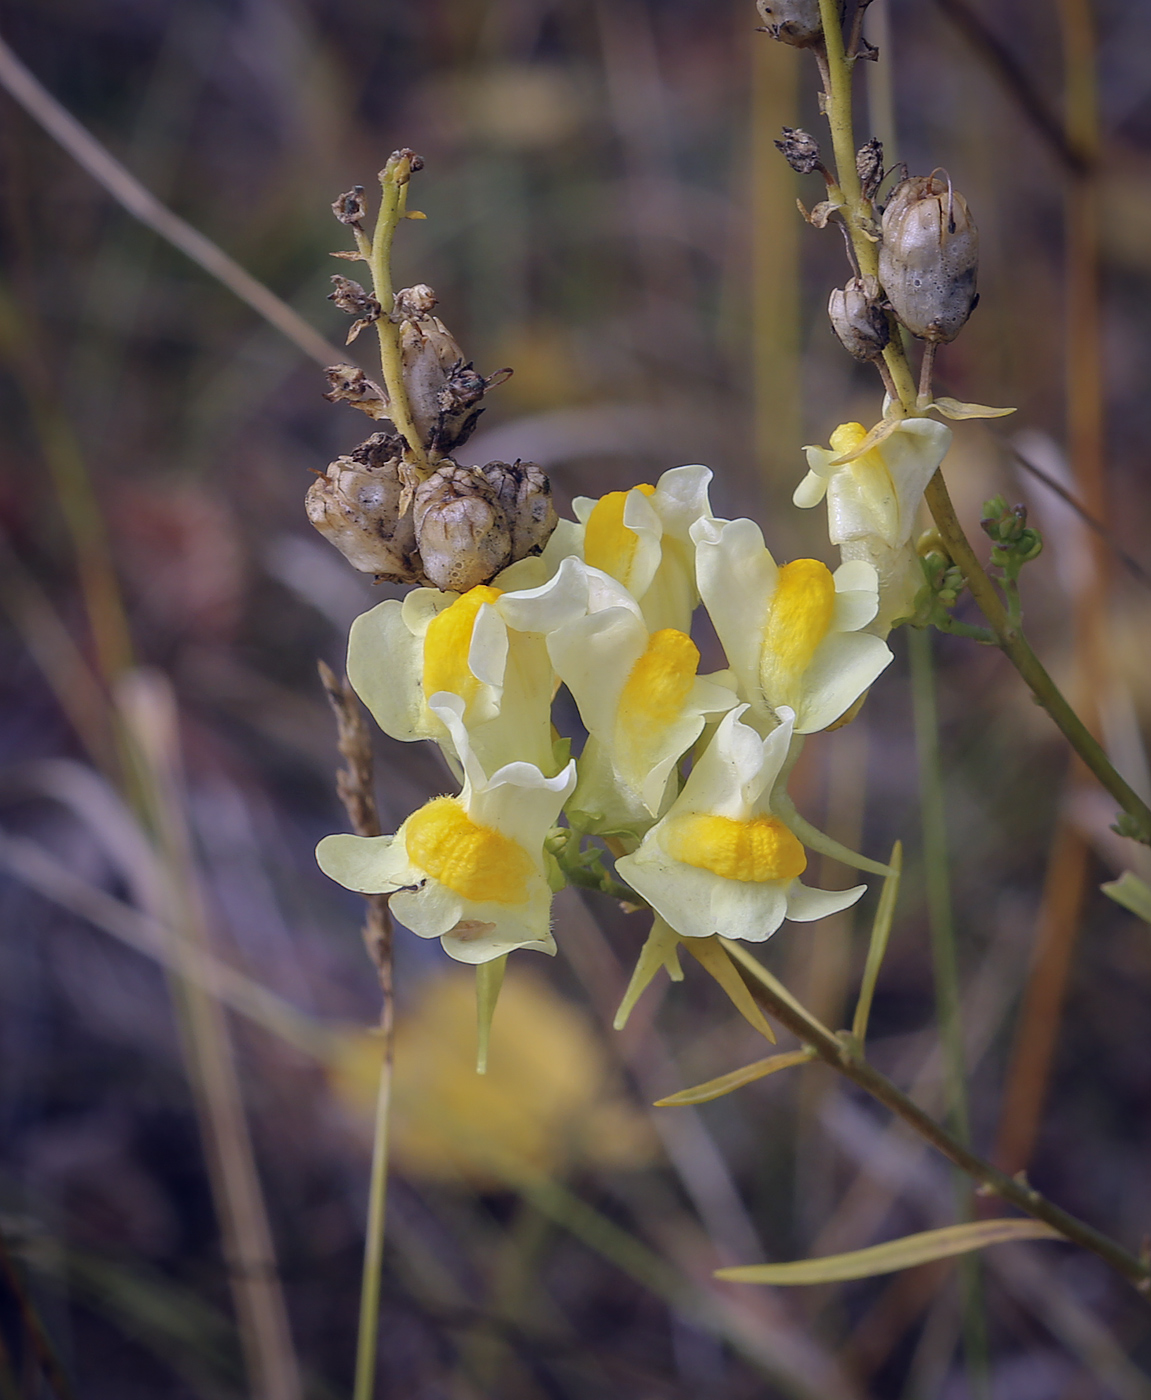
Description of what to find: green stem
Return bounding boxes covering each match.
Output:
[924,472,1151,844]
[352,909,395,1400]
[815,1,1151,843]
[730,947,1151,1296]
[361,154,428,476]
[909,627,989,1393]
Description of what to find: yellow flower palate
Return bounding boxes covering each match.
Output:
[422,585,503,711]
[615,628,699,755]
[583,483,656,585]
[665,813,807,883]
[763,559,837,691]
[829,422,896,529]
[404,797,534,904]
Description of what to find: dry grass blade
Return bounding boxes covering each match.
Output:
[0,33,342,367]
[117,670,304,1400]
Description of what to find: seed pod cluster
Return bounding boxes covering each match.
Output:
[828,279,890,361]
[312,161,560,593]
[878,174,978,343]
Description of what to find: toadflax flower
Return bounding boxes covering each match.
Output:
[544,576,737,830]
[615,706,864,942]
[317,694,576,964]
[573,464,713,634]
[692,516,891,734]
[344,555,598,776]
[794,417,952,632]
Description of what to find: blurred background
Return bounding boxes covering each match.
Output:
[3,0,1151,1395]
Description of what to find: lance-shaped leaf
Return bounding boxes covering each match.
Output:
[928,396,1016,421]
[654,1048,814,1107]
[684,937,776,1043]
[614,917,683,1031]
[715,1219,1060,1286]
[851,841,902,1046]
[475,955,507,1073]
[1101,871,1151,926]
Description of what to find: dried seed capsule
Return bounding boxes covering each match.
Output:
[775,126,823,176]
[322,364,389,420]
[828,279,890,361]
[856,138,884,202]
[413,461,557,593]
[878,174,978,343]
[396,298,513,457]
[755,0,832,47]
[305,432,427,583]
[328,276,379,320]
[331,186,366,226]
[394,283,438,319]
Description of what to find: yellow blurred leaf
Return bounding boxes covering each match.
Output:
[715,1219,1060,1286]
[654,1049,814,1107]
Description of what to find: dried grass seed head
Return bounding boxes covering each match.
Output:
[878,173,978,343]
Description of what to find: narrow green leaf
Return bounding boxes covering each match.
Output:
[684,937,776,1043]
[851,840,902,1046]
[475,955,507,1074]
[929,396,1016,421]
[614,916,683,1030]
[1101,871,1151,926]
[715,1219,1060,1286]
[655,1048,814,1107]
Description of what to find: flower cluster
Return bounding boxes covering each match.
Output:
[316,435,948,1020]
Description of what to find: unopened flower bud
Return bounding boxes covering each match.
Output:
[775,126,822,175]
[306,432,426,583]
[878,174,979,343]
[756,0,837,47]
[828,279,890,361]
[382,148,424,185]
[413,461,557,593]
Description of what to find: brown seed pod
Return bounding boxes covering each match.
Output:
[828,279,890,361]
[775,126,823,176]
[755,0,837,47]
[397,300,512,458]
[413,461,557,593]
[305,432,427,583]
[322,364,389,420]
[878,174,978,343]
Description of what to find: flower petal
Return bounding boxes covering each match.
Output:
[794,631,892,733]
[784,880,866,922]
[316,833,411,894]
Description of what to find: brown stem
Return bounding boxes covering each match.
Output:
[731,957,1151,1295]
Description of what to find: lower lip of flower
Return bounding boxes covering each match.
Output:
[404,796,534,903]
[663,812,807,883]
